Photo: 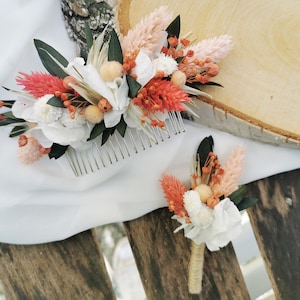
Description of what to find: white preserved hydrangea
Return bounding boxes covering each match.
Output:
[153,53,178,76]
[11,93,93,150]
[59,110,86,128]
[33,95,62,124]
[183,190,214,228]
[173,192,242,251]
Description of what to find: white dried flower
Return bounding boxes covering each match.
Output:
[153,53,178,76]
[33,95,62,124]
[59,110,86,128]
[174,197,242,251]
[183,190,213,228]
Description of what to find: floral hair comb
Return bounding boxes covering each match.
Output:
[0,6,232,176]
[160,136,258,294]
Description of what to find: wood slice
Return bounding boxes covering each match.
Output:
[117,0,300,148]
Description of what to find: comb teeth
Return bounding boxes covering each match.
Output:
[66,112,185,176]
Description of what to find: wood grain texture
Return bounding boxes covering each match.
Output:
[0,229,115,300]
[124,207,250,300]
[247,168,300,300]
[117,0,300,146]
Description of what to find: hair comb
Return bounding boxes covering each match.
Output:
[1,7,232,177]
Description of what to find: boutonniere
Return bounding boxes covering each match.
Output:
[161,136,257,294]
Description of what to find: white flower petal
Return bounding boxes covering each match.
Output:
[65,57,86,81]
[12,96,36,121]
[132,51,155,86]
[41,121,90,146]
[174,197,242,251]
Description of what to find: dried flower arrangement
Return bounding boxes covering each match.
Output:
[161,136,257,294]
[0,6,232,172]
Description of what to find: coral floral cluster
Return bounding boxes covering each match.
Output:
[161,151,226,224]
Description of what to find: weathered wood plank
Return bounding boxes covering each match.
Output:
[247,168,300,300]
[124,207,249,300]
[0,229,115,300]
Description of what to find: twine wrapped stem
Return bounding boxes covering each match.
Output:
[188,241,205,294]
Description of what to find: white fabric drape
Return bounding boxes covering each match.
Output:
[0,0,299,244]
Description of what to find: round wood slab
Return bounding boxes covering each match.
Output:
[117,0,300,148]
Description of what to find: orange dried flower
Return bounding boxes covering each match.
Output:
[160,174,189,218]
[132,78,191,114]
[16,72,68,98]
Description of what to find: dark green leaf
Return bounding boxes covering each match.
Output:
[229,185,248,206]
[108,29,123,64]
[203,81,224,87]
[34,39,69,66]
[47,96,65,108]
[0,100,15,108]
[84,22,94,51]
[80,48,88,62]
[196,136,214,169]
[88,121,106,141]
[176,57,184,64]
[0,111,25,126]
[166,15,180,38]
[2,111,17,119]
[126,75,141,98]
[9,125,28,137]
[116,116,127,137]
[34,39,69,78]
[101,129,112,145]
[48,143,69,159]
[237,197,258,211]
[186,81,223,92]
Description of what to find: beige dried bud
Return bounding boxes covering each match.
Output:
[99,61,123,81]
[171,70,187,87]
[84,105,104,124]
[194,184,213,203]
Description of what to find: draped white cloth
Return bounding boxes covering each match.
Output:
[0,0,299,244]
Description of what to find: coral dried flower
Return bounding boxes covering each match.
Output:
[133,78,191,114]
[16,72,68,98]
[160,174,189,218]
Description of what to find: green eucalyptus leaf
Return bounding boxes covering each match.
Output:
[34,39,69,78]
[88,121,106,141]
[108,29,123,64]
[9,125,28,137]
[116,116,127,137]
[229,186,248,206]
[196,136,214,169]
[237,197,258,211]
[84,22,94,51]
[47,96,65,108]
[166,15,181,38]
[48,143,69,159]
[126,75,141,98]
